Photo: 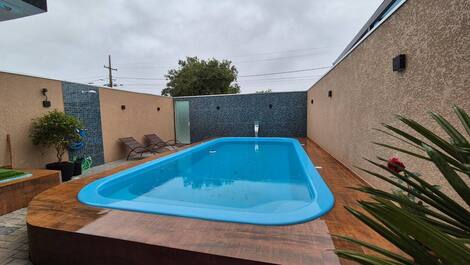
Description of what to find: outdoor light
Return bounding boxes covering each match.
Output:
[81,90,97,94]
[328,90,332,98]
[41,88,51,108]
[269,104,273,109]
[393,54,406,72]
[216,106,220,110]
[157,107,161,111]
[311,99,313,104]
[121,105,126,110]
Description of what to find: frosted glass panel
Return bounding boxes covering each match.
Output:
[175,101,190,144]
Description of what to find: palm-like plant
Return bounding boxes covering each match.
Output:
[335,105,470,265]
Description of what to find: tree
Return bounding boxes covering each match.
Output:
[30,110,83,162]
[161,57,240,97]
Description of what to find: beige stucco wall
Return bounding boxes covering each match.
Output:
[0,72,67,169]
[307,0,470,195]
[99,88,175,162]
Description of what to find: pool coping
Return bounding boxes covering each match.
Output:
[77,137,335,226]
[26,138,396,265]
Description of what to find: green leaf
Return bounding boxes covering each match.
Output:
[370,159,470,227]
[335,250,405,265]
[374,127,423,150]
[429,111,468,145]
[353,186,469,234]
[365,198,470,265]
[373,142,430,161]
[454,105,470,138]
[382,124,464,170]
[345,205,442,265]
[396,115,462,161]
[359,162,470,229]
[333,235,413,264]
[424,145,470,206]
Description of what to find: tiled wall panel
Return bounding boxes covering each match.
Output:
[176,92,307,142]
[62,82,104,166]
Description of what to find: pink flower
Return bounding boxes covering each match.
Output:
[387,157,405,173]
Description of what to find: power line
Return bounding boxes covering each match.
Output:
[119,77,321,86]
[64,75,104,80]
[238,66,330,78]
[234,51,335,64]
[115,76,166,81]
[117,50,335,69]
[113,66,330,82]
[117,45,340,66]
[228,46,341,58]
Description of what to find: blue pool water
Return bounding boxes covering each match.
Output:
[78,138,334,225]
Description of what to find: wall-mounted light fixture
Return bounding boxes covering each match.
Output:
[328,90,333,98]
[216,106,220,110]
[310,99,314,104]
[41,88,51,108]
[157,107,161,111]
[393,54,406,72]
[81,89,97,94]
[269,104,273,109]
[121,105,126,110]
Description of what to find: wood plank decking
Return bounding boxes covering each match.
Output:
[26,139,395,265]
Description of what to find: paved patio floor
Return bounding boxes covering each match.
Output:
[0,208,29,265]
[0,157,143,264]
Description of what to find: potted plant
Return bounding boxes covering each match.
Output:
[71,156,84,176]
[30,110,83,182]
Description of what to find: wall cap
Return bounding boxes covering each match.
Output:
[174,90,307,99]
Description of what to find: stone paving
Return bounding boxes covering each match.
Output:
[0,208,30,265]
[0,157,144,264]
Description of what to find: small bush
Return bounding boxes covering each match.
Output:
[30,110,83,162]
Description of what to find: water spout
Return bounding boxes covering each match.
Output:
[254,121,259,137]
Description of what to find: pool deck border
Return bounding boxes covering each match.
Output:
[26,138,396,265]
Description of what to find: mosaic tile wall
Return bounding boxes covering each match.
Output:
[175,91,307,142]
[62,82,105,166]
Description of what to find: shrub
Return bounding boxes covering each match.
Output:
[30,110,83,162]
[336,105,470,265]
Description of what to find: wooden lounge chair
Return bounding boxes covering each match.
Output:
[119,137,153,160]
[144,134,186,150]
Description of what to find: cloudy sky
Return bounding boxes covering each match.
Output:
[0,0,382,94]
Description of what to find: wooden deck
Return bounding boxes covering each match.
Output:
[27,139,395,265]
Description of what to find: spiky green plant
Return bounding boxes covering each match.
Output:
[335,105,470,265]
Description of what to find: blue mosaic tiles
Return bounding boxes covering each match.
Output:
[175,92,307,142]
[62,82,105,166]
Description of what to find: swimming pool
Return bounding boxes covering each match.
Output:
[78,138,334,225]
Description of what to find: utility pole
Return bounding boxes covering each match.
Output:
[104,55,117,87]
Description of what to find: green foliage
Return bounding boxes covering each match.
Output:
[161,57,240,97]
[0,168,26,181]
[30,110,83,162]
[336,105,470,265]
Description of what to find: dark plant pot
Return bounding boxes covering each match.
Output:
[72,158,83,176]
[46,162,74,182]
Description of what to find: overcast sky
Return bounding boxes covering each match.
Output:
[0,0,382,95]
